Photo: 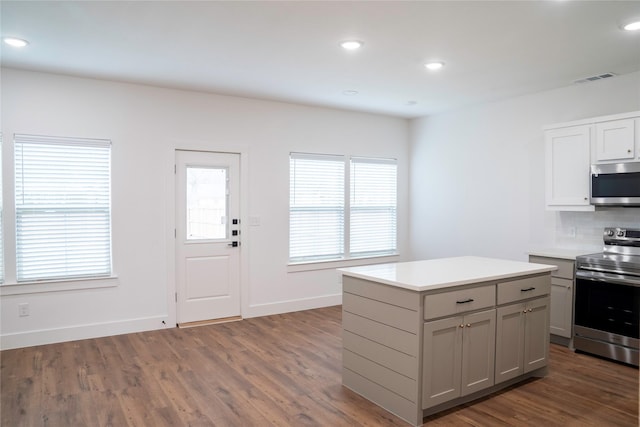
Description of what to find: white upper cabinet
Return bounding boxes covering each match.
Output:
[544,111,640,211]
[595,119,635,162]
[545,125,594,211]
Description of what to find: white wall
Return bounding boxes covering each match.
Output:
[4,66,638,349]
[409,71,640,261]
[0,68,410,349]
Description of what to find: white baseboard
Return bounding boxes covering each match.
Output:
[0,315,169,350]
[244,293,342,318]
[1,295,344,350]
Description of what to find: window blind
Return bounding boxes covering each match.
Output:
[289,153,344,262]
[350,157,397,257]
[14,134,112,282]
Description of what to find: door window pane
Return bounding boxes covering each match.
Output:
[186,167,227,240]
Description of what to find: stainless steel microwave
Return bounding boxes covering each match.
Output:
[591,162,640,206]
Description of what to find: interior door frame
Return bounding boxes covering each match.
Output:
[165,143,250,327]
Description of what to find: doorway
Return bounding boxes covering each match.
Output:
[175,150,241,325]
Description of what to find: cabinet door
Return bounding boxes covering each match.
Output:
[422,316,463,409]
[550,278,572,338]
[545,125,593,209]
[595,119,635,161]
[524,297,550,373]
[461,310,495,396]
[495,303,525,384]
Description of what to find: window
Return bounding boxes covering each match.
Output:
[14,134,112,282]
[289,153,345,262]
[289,153,397,263]
[350,157,397,257]
[186,166,228,240]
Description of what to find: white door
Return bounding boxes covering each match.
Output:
[175,150,241,325]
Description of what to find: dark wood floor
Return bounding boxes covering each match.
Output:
[1,305,638,426]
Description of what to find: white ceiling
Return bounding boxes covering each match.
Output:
[1,1,639,118]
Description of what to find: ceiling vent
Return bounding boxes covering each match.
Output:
[573,73,617,84]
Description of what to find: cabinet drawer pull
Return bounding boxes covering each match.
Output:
[520,287,535,292]
[456,298,474,304]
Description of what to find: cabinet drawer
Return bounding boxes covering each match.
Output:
[529,256,574,279]
[551,277,572,290]
[497,275,551,305]
[552,259,575,279]
[424,285,495,320]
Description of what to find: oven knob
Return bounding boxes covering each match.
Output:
[617,230,625,237]
[606,229,615,237]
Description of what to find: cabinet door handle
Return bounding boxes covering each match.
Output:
[456,298,474,304]
[520,287,535,292]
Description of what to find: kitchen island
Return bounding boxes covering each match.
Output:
[339,256,557,426]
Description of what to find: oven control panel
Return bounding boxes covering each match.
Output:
[603,227,640,245]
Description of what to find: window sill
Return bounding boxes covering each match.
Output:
[0,276,119,296]
[287,254,400,273]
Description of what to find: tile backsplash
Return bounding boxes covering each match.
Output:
[557,208,640,250]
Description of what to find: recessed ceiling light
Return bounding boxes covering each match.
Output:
[341,40,363,50]
[424,61,445,71]
[3,37,29,48]
[343,90,359,96]
[623,21,640,31]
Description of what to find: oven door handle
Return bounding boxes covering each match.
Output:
[576,270,640,287]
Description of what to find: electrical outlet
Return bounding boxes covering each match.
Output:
[18,303,30,317]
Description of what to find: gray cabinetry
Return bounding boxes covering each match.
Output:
[422,309,495,409]
[342,276,421,423]
[523,297,550,372]
[495,275,550,385]
[529,255,575,345]
[341,263,552,427]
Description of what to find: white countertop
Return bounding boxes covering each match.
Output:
[528,248,597,260]
[339,256,557,292]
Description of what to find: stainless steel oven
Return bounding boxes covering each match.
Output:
[574,227,640,366]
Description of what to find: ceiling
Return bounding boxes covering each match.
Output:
[1,1,639,118]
